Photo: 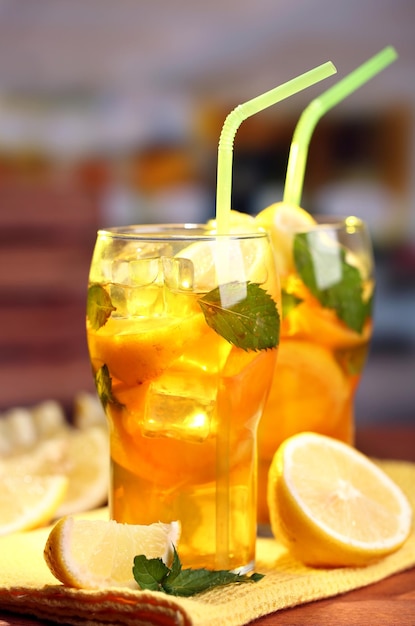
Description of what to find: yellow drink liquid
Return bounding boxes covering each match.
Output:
[86,227,279,571]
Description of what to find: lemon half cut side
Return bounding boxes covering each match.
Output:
[268,432,412,567]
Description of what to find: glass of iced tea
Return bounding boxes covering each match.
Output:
[257,214,374,526]
[86,224,280,572]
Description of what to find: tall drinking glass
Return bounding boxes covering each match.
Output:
[86,224,280,572]
[257,216,374,525]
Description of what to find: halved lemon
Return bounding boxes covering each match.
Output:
[44,516,181,589]
[268,432,412,567]
[255,202,316,275]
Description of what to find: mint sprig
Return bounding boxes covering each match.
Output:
[133,547,264,597]
[87,284,116,330]
[198,282,280,351]
[293,233,371,333]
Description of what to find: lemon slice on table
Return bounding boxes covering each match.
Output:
[0,474,68,536]
[44,516,181,589]
[53,426,109,517]
[0,425,109,519]
[268,432,412,567]
[255,202,316,275]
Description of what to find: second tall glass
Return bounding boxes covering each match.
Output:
[257,216,375,525]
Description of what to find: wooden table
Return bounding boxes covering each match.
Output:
[1,425,414,626]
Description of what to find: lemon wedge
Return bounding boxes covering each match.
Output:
[44,516,180,589]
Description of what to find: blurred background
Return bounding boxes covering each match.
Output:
[0,0,414,426]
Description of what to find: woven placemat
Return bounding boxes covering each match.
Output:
[0,459,414,626]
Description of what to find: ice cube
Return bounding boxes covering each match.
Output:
[110,284,129,316]
[111,260,131,284]
[110,283,165,317]
[129,258,161,286]
[127,284,165,316]
[143,371,217,442]
[162,256,194,291]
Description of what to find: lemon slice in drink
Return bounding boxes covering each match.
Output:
[258,340,349,459]
[88,314,205,386]
[0,474,68,536]
[268,432,412,567]
[44,516,180,589]
[256,202,316,275]
[207,209,257,232]
[287,296,374,350]
[179,214,272,293]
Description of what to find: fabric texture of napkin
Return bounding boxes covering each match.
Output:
[0,459,414,626]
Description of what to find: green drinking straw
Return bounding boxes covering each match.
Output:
[215,61,337,235]
[214,60,337,570]
[283,46,398,207]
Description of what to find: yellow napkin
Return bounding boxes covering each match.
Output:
[0,459,414,626]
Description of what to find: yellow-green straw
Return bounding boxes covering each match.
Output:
[214,60,338,570]
[283,46,398,207]
[215,61,337,234]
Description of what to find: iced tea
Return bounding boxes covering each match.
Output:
[86,225,280,571]
[257,216,374,524]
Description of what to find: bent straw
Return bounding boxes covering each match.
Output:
[283,46,398,207]
[214,60,337,571]
[215,61,337,235]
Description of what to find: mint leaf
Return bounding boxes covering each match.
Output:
[133,547,264,597]
[293,233,370,333]
[164,546,182,584]
[87,284,116,330]
[281,289,303,318]
[132,555,170,592]
[198,282,279,351]
[94,365,123,409]
[163,566,263,597]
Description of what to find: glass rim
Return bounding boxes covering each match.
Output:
[97,223,270,241]
[305,215,367,231]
